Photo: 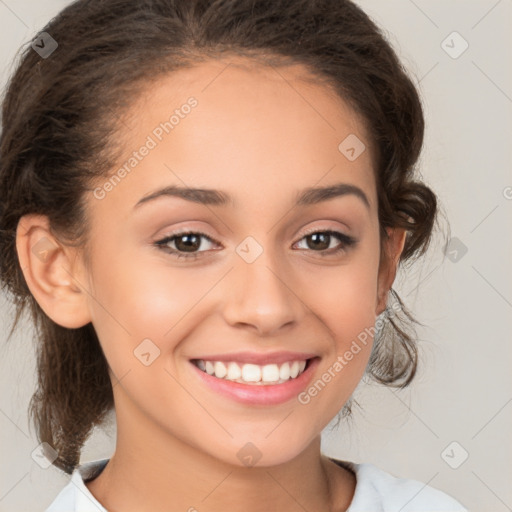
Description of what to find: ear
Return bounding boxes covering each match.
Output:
[16,214,92,328]
[375,227,407,316]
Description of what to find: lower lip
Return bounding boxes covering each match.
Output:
[190,358,320,406]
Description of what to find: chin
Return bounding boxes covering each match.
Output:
[201,429,317,469]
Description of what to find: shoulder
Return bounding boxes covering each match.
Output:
[45,459,109,512]
[331,459,468,512]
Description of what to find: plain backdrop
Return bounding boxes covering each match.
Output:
[0,1,511,510]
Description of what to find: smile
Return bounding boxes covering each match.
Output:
[192,359,308,385]
[189,351,320,405]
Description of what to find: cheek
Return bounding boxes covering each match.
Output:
[84,255,204,415]
[85,247,220,368]
[298,245,380,410]
[307,246,380,338]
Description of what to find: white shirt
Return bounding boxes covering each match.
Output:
[45,458,468,511]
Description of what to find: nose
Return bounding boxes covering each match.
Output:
[221,248,305,337]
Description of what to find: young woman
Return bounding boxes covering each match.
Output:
[0,0,467,510]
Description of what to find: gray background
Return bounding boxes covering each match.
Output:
[1,1,511,510]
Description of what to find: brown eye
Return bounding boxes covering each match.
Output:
[155,231,219,259]
[305,232,331,251]
[294,230,357,255]
[174,233,202,252]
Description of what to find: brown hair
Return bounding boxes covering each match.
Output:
[0,0,437,474]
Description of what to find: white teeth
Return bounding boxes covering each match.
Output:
[290,361,300,378]
[227,362,242,380]
[194,359,309,385]
[261,364,280,382]
[242,363,261,382]
[214,361,227,379]
[205,361,215,375]
[279,362,290,380]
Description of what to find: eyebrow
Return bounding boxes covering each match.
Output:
[134,182,370,210]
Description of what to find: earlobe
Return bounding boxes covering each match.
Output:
[16,214,92,328]
[375,227,407,316]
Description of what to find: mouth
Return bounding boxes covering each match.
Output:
[189,352,320,405]
[191,358,312,385]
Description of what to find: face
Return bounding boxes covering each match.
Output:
[72,57,396,467]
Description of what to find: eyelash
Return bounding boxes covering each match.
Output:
[154,228,357,261]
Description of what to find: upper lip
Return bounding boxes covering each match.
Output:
[190,351,318,366]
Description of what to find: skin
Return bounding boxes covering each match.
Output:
[16,57,406,512]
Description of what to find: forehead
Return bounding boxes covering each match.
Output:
[93,56,377,215]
